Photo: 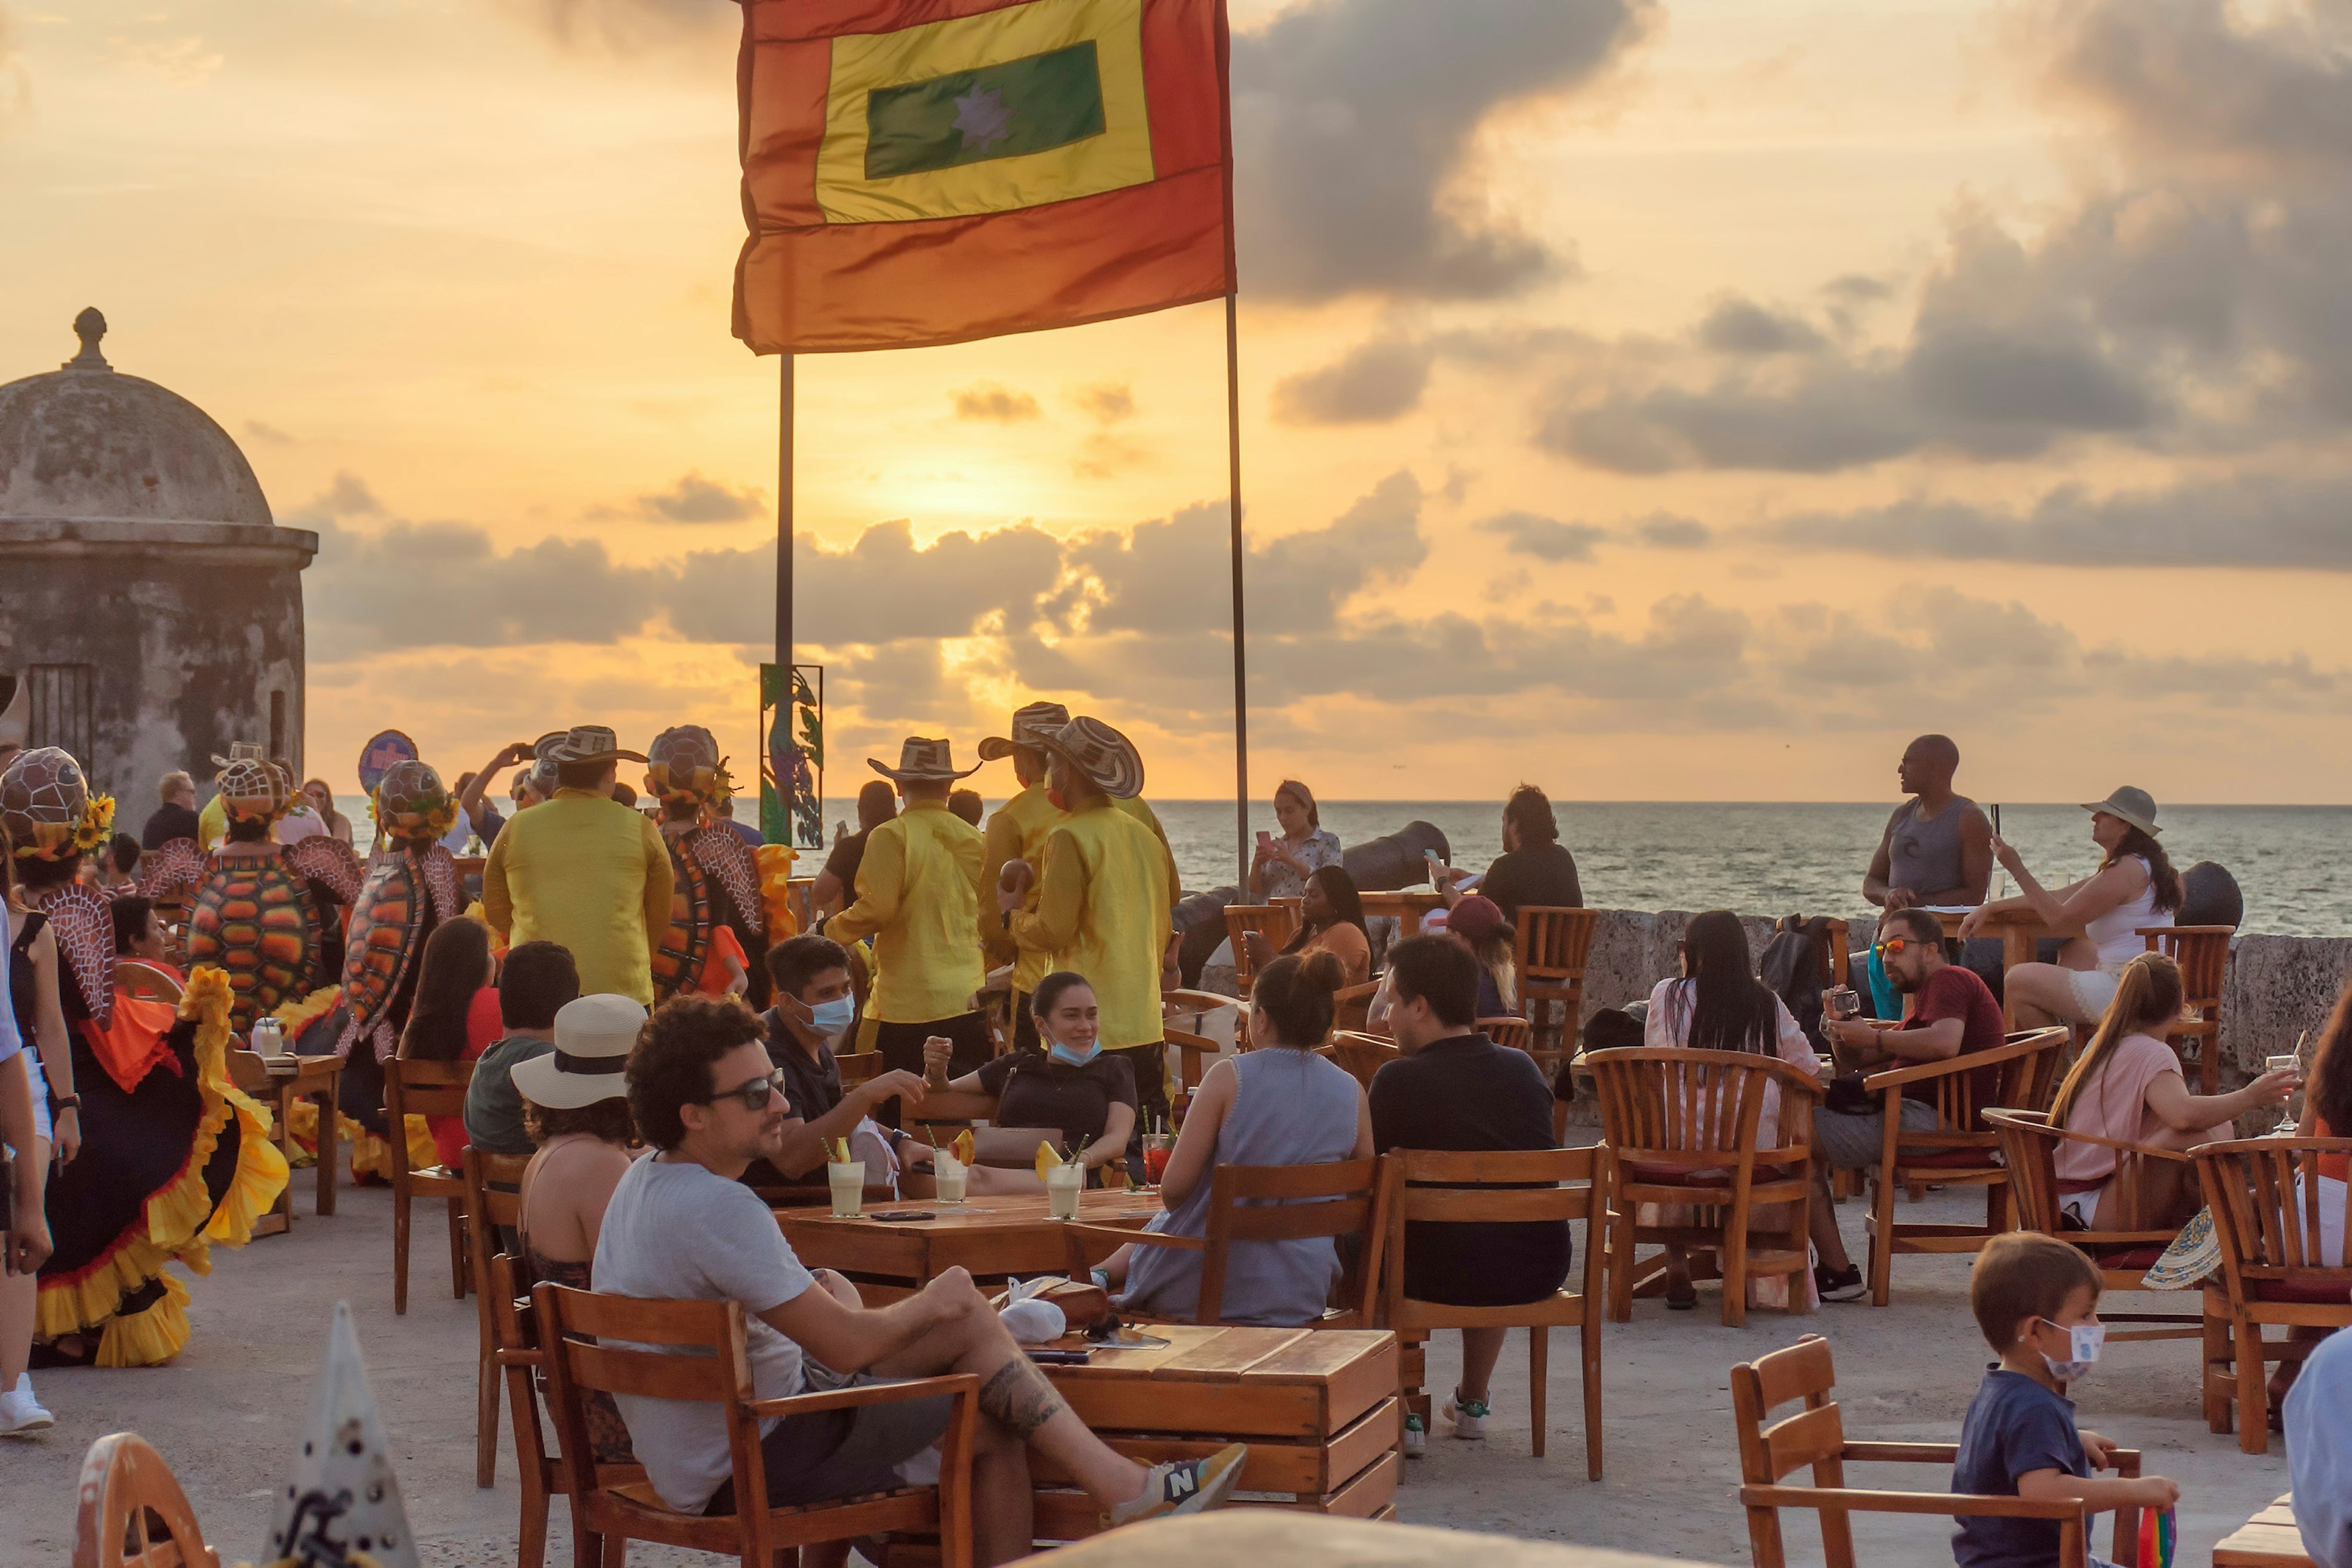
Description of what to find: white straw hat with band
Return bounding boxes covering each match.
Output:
[867,736,982,783]
[511,993,646,1110]
[1039,716,1145,801]
[977,701,1072,763]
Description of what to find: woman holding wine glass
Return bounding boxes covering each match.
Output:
[2048,952,2296,1229]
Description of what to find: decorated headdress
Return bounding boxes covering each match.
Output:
[213,741,294,825]
[1,747,113,861]
[645,725,734,809]
[372,758,459,846]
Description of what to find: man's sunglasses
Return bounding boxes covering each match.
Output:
[709,1069,786,1112]
[1874,938,1919,958]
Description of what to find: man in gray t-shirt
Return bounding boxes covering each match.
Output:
[592,996,1246,1553]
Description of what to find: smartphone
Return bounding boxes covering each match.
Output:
[870,1211,937,1223]
[1255,829,1274,851]
[1025,1348,1091,1365]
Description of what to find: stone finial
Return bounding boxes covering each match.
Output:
[65,307,110,371]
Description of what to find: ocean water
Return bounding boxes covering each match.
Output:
[341,796,2352,938]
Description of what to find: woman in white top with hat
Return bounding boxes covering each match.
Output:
[1958,786,2182,1028]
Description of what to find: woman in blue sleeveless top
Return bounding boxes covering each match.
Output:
[1110,950,1370,1325]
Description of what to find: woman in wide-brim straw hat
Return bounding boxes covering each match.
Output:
[1959,785,2185,1027]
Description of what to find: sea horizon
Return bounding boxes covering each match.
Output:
[346,794,2352,939]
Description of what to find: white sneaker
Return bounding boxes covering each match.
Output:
[1445,1391,1489,1441]
[1102,1442,1246,1527]
[0,1386,54,1437]
[1401,1412,1428,1456]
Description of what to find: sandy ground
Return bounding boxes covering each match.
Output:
[1,1163,2301,1568]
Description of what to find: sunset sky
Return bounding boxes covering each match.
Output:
[4,0,2349,809]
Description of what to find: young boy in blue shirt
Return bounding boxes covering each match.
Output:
[1952,1233,2179,1568]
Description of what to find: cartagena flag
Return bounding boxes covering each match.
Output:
[731,0,1233,354]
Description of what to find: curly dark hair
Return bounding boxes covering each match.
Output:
[525,1096,639,1147]
[627,994,765,1150]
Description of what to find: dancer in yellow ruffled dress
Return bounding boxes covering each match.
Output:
[2,747,287,1367]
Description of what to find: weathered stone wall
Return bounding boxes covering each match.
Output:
[0,518,314,802]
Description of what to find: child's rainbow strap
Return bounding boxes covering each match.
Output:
[2137,1507,2176,1568]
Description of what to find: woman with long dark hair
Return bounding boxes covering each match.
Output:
[396,914,500,1167]
[2291,974,2352,1262]
[1250,864,1371,986]
[1961,786,2182,1028]
[2049,952,2294,1228]
[1642,910,1825,1310]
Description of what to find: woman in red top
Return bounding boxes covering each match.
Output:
[394,916,500,1168]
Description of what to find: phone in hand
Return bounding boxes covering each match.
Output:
[1256,829,1275,852]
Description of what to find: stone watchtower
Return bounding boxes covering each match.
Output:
[0,310,316,802]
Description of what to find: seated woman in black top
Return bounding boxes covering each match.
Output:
[1367,935,1568,1446]
[903,971,1137,1193]
[1443,783,1582,924]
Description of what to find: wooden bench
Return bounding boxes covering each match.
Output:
[2214,1493,2317,1567]
[1027,1324,1399,1541]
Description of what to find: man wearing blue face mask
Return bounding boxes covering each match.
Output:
[753,935,932,1188]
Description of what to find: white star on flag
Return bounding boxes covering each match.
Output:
[952,86,1012,153]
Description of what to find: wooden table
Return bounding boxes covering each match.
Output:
[1043,1512,1716,1568]
[2215,1494,2316,1567]
[774,1189,1162,1291]
[1360,891,1447,941]
[231,1052,342,1229]
[1028,1324,1400,1540]
[1928,907,2078,1028]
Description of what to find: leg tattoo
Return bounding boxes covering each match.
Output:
[978,1358,1068,1440]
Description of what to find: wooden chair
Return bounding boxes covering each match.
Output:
[115,960,184,1004]
[1224,903,1300,995]
[1373,1146,1606,1474]
[72,1433,221,1568]
[2141,925,2233,1095]
[2193,1136,2352,1452]
[462,1145,534,1488]
[1861,1026,2069,1306]
[1480,1016,1532,1055]
[1165,1026,1222,1126]
[837,1050,886,1090]
[1512,907,1598,1072]
[1061,1158,1382,1326]
[1731,1333,2143,1568]
[1584,1047,1821,1327]
[383,1056,474,1314]
[1982,1108,2198,1343]
[535,1284,979,1568]
[1319,1030,1398,1093]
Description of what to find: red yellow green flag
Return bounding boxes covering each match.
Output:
[731,0,1234,354]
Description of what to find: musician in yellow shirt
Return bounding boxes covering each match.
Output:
[827,739,990,1111]
[1006,717,1178,1139]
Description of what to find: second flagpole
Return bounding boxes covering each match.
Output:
[1224,290,1249,891]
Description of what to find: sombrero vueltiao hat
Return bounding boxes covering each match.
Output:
[977,701,1072,763]
[1038,717,1145,801]
[867,737,982,784]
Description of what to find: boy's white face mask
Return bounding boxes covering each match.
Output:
[2036,1317,2106,1382]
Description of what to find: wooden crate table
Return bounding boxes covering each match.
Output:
[1028,1324,1400,1541]
[228,1050,342,1228]
[774,1189,1162,1291]
[2215,1494,2316,1567]
[1928,908,2078,1028]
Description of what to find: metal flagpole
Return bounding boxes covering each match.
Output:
[1224,292,1249,890]
[777,353,794,678]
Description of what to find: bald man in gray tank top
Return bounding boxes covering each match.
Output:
[1864,734,1993,911]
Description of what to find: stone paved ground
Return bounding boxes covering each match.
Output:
[1,1166,2297,1566]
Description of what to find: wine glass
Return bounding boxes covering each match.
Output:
[2269,1031,2308,1136]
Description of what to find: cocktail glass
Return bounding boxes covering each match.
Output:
[1046,1162,1084,1220]
[827,1161,865,1218]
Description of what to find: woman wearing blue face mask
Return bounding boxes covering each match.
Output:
[903,973,1138,1192]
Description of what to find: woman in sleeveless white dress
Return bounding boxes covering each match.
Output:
[1959,787,2182,1028]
